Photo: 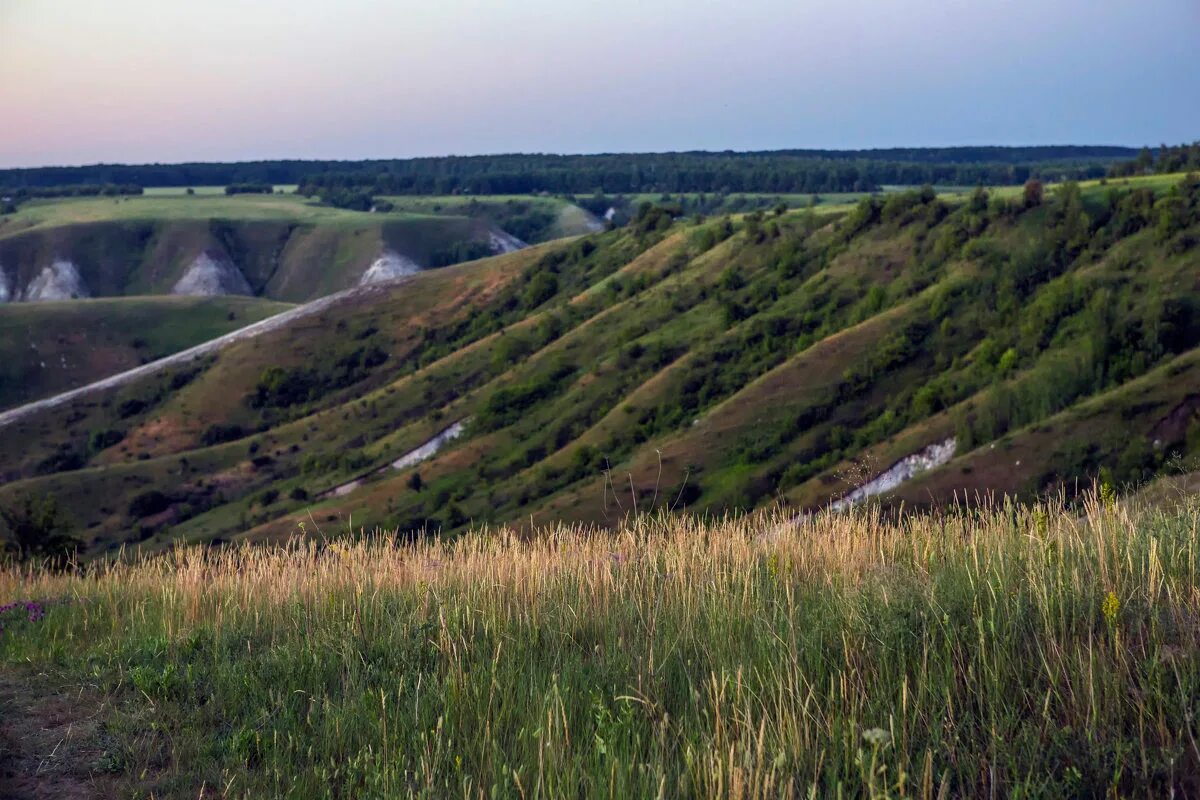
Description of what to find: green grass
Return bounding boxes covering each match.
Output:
[1,175,1198,553]
[0,193,439,236]
[3,496,1199,797]
[0,295,293,410]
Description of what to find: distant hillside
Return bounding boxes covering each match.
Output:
[0,193,580,303]
[0,173,1196,555]
[0,146,1137,195]
[0,295,291,411]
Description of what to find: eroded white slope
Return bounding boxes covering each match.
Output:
[24,260,89,301]
[360,251,422,285]
[830,438,957,511]
[172,252,253,296]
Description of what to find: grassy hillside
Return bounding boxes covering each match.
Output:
[0,192,595,303]
[0,173,1197,554]
[0,295,292,411]
[3,496,1200,796]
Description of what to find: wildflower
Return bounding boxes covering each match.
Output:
[1102,591,1120,627]
[1032,508,1048,537]
[862,728,891,747]
[1100,481,1116,509]
[0,600,46,636]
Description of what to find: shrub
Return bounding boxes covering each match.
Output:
[89,429,125,452]
[0,493,78,565]
[200,424,244,446]
[128,491,171,519]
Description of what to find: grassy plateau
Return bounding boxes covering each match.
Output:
[2,492,1199,797]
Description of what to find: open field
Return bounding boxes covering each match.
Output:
[0,193,440,235]
[3,495,1199,797]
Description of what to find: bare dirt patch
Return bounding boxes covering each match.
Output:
[0,670,124,800]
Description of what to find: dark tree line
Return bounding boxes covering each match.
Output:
[296,151,1124,197]
[1108,142,1200,177]
[0,146,1135,195]
[224,182,275,195]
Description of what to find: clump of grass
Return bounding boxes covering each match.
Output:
[3,493,1199,798]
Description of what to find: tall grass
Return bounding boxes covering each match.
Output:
[3,495,1199,798]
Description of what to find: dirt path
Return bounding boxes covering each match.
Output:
[0,278,411,433]
[0,670,123,800]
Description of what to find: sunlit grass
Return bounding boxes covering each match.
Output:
[3,494,1199,797]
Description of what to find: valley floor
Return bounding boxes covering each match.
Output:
[2,494,1199,798]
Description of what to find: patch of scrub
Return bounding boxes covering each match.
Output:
[488,229,527,255]
[328,420,468,498]
[172,251,253,296]
[830,438,957,511]
[23,259,89,301]
[359,250,421,286]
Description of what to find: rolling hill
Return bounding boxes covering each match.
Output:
[0,295,292,411]
[0,192,602,304]
[0,173,1196,556]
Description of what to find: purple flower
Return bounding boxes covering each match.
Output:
[0,599,47,635]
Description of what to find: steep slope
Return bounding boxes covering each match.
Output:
[0,174,1197,555]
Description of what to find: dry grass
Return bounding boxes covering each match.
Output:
[2,494,1199,797]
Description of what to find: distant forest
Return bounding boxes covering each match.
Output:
[1109,142,1200,177]
[0,146,1137,196]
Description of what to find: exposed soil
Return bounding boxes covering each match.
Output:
[0,670,124,800]
[1152,394,1200,443]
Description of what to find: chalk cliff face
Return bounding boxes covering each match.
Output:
[24,260,90,301]
[359,250,421,285]
[172,252,254,296]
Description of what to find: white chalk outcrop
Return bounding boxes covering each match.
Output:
[0,268,10,303]
[830,438,957,511]
[391,420,467,470]
[359,250,421,285]
[24,260,90,301]
[488,229,527,254]
[172,252,253,296]
[329,420,468,498]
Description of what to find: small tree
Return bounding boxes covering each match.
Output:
[407,472,423,492]
[0,494,78,567]
[1023,178,1044,209]
[1135,146,1154,174]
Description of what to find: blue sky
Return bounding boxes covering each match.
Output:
[1,0,1196,167]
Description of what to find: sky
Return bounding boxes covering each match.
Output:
[1,0,1197,168]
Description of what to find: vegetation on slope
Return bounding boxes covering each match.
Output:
[0,296,292,411]
[0,192,549,302]
[0,174,1197,554]
[2,496,1200,797]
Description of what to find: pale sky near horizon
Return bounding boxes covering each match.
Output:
[1,0,1197,168]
